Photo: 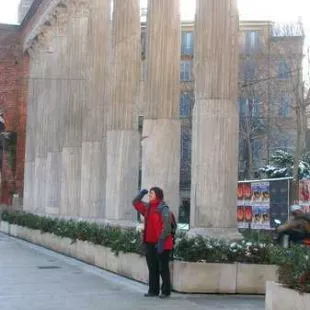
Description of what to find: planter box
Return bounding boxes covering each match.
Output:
[172,261,237,293]
[237,263,278,294]
[0,221,278,294]
[265,281,310,310]
[118,252,148,283]
[9,224,19,237]
[0,221,10,234]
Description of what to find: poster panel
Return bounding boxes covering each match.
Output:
[252,205,271,230]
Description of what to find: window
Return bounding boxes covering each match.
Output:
[278,137,289,150]
[243,59,257,81]
[138,115,143,133]
[181,127,191,162]
[141,30,146,58]
[278,59,290,79]
[239,98,247,116]
[180,60,192,81]
[252,139,262,161]
[180,92,192,117]
[278,94,291,117]
[239,138,247,159]
[250,96,260,117]
[245,31,260,53]
[181,31,193,56]
[239,96,260,117]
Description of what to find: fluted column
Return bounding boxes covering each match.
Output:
[141,0,181,216]
[60,1,88,217]
[32,34,54,214]
[23,48,40,213]
[105,0,140,221]
[190,0,240,238]
[80,0,111,218]
[45,9,68,216]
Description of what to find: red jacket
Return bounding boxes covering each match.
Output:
[133,199,173,250]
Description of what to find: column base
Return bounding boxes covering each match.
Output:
[141,119,181,217]
[23,161,35,212]
[45,207,60,216]
[188,227,243,241]
[105,130,140,221]
[100,219,138,230]
[33,157,46,214]
[61,146,81,217]
[190,99,239,229]
[80,141,106,218]
[45,151,61,215]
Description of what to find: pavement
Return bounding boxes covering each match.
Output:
[0,232,265,310]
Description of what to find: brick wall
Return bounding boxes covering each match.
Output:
[0,24,28,205]
[0,0,49,205]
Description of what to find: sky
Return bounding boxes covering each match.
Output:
[0,0,309,25]
[0,0,309,47]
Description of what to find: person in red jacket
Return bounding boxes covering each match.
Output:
[132,187,173,298]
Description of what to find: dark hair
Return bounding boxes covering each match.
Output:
[150,187,164,201]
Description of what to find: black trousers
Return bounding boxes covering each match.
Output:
[145,243,171,296]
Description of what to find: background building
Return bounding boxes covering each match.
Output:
[238,21,304,180]
[139,18,304,221]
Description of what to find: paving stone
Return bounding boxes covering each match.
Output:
[0,233,264,310]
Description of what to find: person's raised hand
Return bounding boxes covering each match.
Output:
[140,189,148,196]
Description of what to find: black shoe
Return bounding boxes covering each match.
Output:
[159,294,170,299]
[144,293,158,297]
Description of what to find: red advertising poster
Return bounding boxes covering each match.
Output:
[244,205,253,223]
[237,184,243,201]
[237,206,246,229]
[299,179,310,203]
[237,205,253,229]
[237,183,251,201]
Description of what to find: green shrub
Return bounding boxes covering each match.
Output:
[270,245,310,294]
[173,234,274,264]
[3,211,310,294]
[1,210,143,256]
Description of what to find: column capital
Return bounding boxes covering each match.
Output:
[67,0,90,17]
[23,0,64,52]
[31,21,56,53]
[27,45,39,61]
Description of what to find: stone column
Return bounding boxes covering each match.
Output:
[32,35,53,215]
[142,0,181,216]
[45,10,67,216]
[190,0,240,238]
[23,47,39,213]
[80,0,111,219]
[60,1,88,217]
[105,0,140,222]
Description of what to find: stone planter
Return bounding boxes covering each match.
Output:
[118,252,148,283]
[0,221,279,294]
[265,281,310,310]
[0,221,10,234]
[9,224,18,237]
[236,263,278,294]
[172,261,237,293]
